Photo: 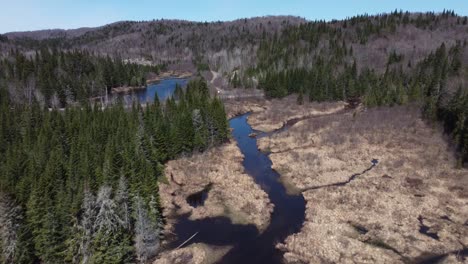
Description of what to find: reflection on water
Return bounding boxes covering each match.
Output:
[121,78,188,103]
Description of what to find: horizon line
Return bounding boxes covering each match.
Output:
[2,9,464,35]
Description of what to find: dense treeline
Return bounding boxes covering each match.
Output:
[258,41,464,102]
[0,78,229,263]
[233,10,465,86]
[255,10,462,86]
[0,49,163,107]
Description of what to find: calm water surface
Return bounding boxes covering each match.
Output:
[122,78,188,102]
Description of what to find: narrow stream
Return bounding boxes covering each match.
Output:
[170,113,306,263]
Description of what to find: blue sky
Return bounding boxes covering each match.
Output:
[1,0,467,33]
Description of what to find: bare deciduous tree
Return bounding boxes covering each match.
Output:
[0,194,22,263]
[115,176,131,230]
[133,195,159,263]
[94,185,121,234]
[79,187,96,264]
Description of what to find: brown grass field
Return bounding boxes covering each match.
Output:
[225,95,346,131]
[255,102,468,263]
[154,243,231,264]
[159,141,273,233]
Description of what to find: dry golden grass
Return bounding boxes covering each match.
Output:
[159,141,273,233]
[223,98,267,119]
[153,243,231,264]
[256,104,468,263]
[224,95,346,131]
[249,95,346,132]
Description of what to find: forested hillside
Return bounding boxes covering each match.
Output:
[2,16,305,66]
[2,11,466,76]
[0,49,163,107]
[0,79,229,263]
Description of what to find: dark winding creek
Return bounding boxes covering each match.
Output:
[169,113,306,263]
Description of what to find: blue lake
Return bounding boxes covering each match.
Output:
[122,78,189,102]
